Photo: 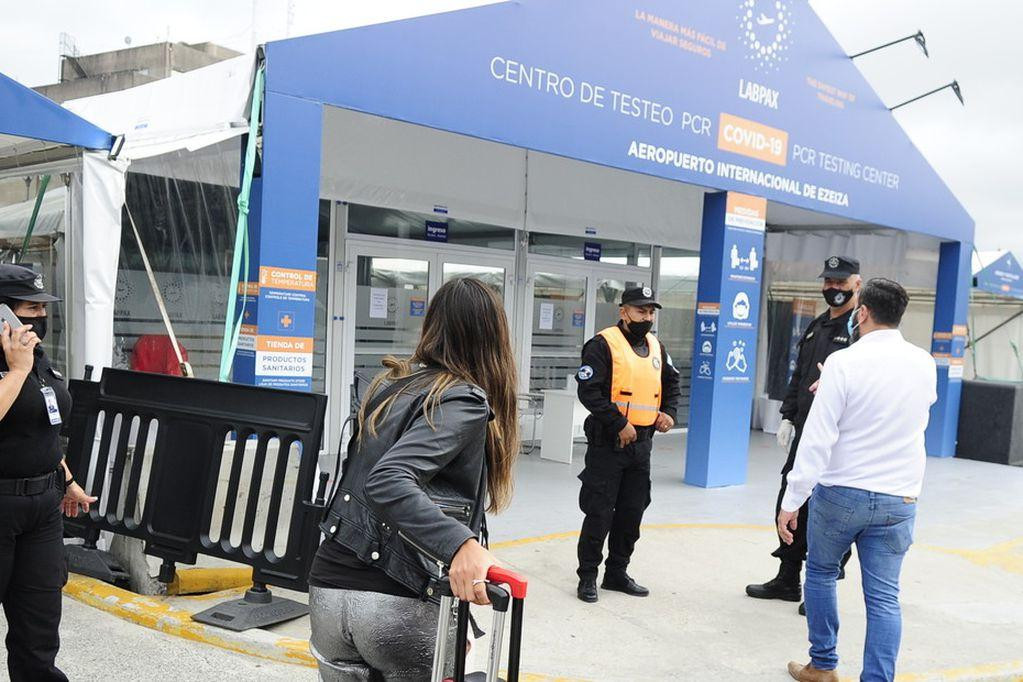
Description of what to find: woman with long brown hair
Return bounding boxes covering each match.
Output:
[309,277,519,681]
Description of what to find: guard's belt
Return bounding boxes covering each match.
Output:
[0,469,62,496]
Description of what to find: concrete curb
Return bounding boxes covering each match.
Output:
[64,574,581,680]
[63,575,316,668]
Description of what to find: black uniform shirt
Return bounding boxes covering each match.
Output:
[576,321,682,438]
[0,348,72,478]
[780,308,853,428]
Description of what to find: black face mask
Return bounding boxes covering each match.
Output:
[822,287,853,308]
[625,319,653,338]
[16,315,46,342]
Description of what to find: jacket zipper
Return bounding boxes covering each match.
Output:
[397,530,446,574]
[436,502,472,520]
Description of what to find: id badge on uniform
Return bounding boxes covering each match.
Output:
[40,386,62,425]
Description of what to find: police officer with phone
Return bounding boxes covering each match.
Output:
[0,264,96,681]
[574,286,680,603]
[745,256,860,614]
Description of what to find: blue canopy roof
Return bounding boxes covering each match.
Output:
[265,0,973,244]
[0,71,113,150]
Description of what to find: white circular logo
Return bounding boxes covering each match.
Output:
[828,257,840,269]
[642,287,652,298]
[33,275,44,290]
[833,292,846,304]
[577,365,594,381]
[652,356,661,370]
[738,0,793,73]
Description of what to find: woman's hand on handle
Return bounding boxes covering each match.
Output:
[450,539,498,605]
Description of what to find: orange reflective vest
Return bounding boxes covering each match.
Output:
[598,326,662,427]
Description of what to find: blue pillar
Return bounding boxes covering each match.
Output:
[685,192,766,487]
[232,91,322,391]
[925,240,971,456]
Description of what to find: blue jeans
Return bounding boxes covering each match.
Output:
[804,485,917,682]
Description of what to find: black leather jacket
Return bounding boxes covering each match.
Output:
[319,372,491,600]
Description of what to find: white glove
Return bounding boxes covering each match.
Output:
[776,419,795,452]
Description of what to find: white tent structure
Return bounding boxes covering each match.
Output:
[0,55,254,380]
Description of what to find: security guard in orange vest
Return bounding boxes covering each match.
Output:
[575,286,680,603]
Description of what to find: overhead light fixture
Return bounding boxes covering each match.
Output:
[850,30,928,59]
[889,80,964,111]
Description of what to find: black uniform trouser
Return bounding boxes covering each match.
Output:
[771,429,851,573]
[576,435,653,580]
[0,485,68,682]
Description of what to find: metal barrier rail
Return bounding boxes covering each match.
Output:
[63,368,329,629]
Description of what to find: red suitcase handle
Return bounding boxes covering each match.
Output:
[487,566,527,600]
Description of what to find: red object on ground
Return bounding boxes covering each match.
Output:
[131,335,189,376]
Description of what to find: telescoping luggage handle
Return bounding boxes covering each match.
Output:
[433,566,528,682]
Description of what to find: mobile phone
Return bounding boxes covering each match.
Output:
[0,304,25,332]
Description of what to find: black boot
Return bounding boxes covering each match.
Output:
[601,572,649,597]
[577,578,598,603]
[745,562,802,602]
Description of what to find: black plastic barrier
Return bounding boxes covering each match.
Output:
[63,368,329,630]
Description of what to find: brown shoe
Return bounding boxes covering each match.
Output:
[787,661,838,682]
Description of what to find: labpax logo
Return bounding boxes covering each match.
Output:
[737,0,794,72]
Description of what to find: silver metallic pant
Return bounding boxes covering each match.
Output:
[309,586,456,681]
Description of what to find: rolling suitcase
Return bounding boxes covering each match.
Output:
[433,566,528,682]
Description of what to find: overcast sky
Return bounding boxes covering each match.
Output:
[0,1,1017,253]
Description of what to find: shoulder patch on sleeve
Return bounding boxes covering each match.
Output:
[577,365,594,381]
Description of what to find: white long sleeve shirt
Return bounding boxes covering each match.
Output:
[781,328,937,512]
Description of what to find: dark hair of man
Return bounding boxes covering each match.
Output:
[859,277,910,328]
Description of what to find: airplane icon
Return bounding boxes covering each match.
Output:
[757,13,775,26]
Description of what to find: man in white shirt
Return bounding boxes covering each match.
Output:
[778,278,937,682]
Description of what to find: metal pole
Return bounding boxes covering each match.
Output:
[850,31,924,59]
[16,174,51,263]
[889,82,962,111]
[967,307,1023,348]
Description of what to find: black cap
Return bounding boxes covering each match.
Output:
[620,286,661,309]
[0,264,60,303]
[819,256,860,279]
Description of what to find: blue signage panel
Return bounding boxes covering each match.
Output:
[686,192,765,487]
[266,0,972,242]
[584,242,602,261]
[233,93,321,392]
[974,252,1023,300]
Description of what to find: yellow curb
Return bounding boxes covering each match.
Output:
[63,575,316,668]
[167,567,253,595]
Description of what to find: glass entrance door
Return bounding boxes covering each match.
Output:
[527,271,588,392]
[336,240,515,437]
[521,259,653,394]
[351,255,431,389]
